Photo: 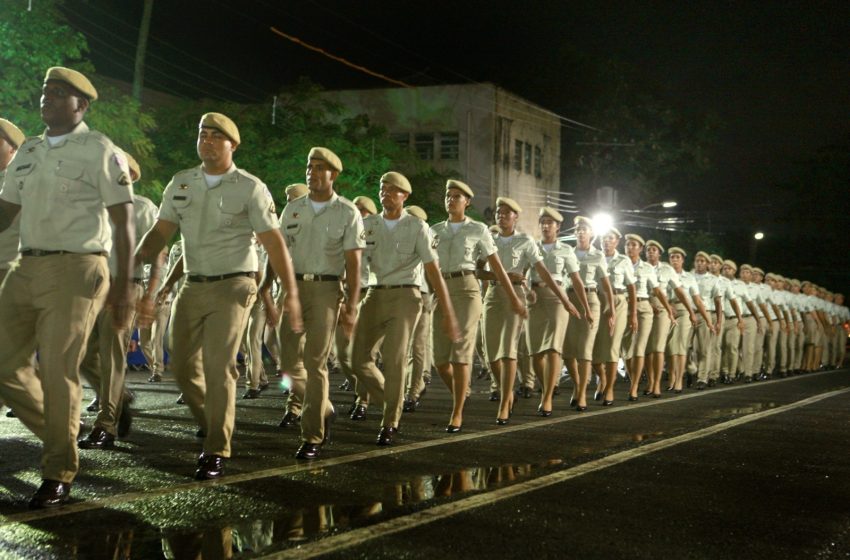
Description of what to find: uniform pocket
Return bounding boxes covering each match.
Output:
[55,162,95,202]
[219,196,248,228]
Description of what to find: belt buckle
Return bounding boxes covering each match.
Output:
[303,273,315,281]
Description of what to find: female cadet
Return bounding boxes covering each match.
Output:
[592,227,637,405]
[665,247,709,392]
[622,234,674,400]
[480,197,569,425]
[644,240,690,397]
[564,216,615,411]
[430,181,526,432]
[526,207,589,416]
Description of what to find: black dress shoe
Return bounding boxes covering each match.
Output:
[708,379,717,387]
[6,409,16,418]
[696,381,707,391]
[376,426,398,446]
[194,454,225,480]
[176,394,186,405]
[338,379,352,391]
[148,372,162,383]
[28,480,71,509]
[242,388,261,400]
[279,411,301,428]
[489,391,500,402]
[744,375,753,383]
[295,442,322,460]
[258,381,270,392]
[627,395,638,402]
[78,426,115,450]
[350,404,367,421]
[521,387,533,399]
[496,417,509,425]
[196,428,206,438]
[445,425,462,433]
[602,400,614,406]
[402,399,417,413]
[86,397,100,412]
[117,404,133,438]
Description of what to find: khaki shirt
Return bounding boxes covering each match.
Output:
[0,121,133,253]
[280,192,364,276]
[493,232,543,275]
[431,217,496,272]
[363,211,436,285]
[694,271,721,311]
[0,168,21,270]
[109,195,157,278]
[604,251,637,290]
[158,164,278,276]
[573,246,607,289]
[631,259,659,298]
[675,270,700,306]
[724,279,752,317]
[529,240,579,283]
[652,262,683,298]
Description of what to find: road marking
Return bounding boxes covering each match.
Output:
[257,387,850,559]
[0,371,842,525]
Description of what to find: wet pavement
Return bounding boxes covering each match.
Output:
[1,368,849,559]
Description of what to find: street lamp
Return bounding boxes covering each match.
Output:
[636,200,677,211]
[754,232,764,240]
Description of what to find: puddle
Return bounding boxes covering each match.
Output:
[705,402,779,419]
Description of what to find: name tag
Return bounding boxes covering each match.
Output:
[286,224,298,230]
[15,163,32,172]
[173,195,187,201]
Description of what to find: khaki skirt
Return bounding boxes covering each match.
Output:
[666,302,692,356]
[526,284,569,355]
[622,299,654,359]
[433,274,483,365]
[563,290,600,361]
[593,293,628,363]
[646,296,672,354]
[483,282,525,361]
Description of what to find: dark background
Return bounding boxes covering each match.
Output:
[61,0,850,291]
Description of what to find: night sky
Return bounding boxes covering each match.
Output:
[57,0,850,290]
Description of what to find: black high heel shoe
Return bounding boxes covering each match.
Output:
[496,418,509,425]
[642,390,652,396]
[602,400,614,406]
[537,404,552,417]
[627,395,638,402]
[569,398,577,407]
[575,405,587,412]
[445,425,462,433]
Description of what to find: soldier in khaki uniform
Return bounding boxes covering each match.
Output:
[78,153,157,448]
[136,112,302,480]
[352,172,459,445]
[272,148,363,461]
[665,247,709,392]
[0,68,135,508]
[719,260,750,382]
[692,252,724,389]
[402,204,433,412]
[144,240,181,383]
[737,264,763,382]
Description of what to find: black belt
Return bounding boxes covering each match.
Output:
[188,271,255,283]
[531,280,562,288]
[442,270,475,279]
[613,289,627,294]
[726,314,738,319]
[637,297,650,301]
[371,284,419,290]
[295,273,340,282]
[568,287,596,293]
[490,280,524,287]
[21,249,107,257]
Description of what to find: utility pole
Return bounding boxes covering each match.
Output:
[132,0,154,102]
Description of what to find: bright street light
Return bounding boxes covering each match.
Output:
[592,212,613,235]
[754,232,765,240]
[661,201,677,208]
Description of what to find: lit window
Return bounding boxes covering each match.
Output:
[513,140,522,170]
[415,133,434,160]
[524,142,532,173]
[440,132,459,160]
[534,145,542,178]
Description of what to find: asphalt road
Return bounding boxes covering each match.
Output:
[1,367,849,559]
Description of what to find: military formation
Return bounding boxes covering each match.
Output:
[0,68,847,510]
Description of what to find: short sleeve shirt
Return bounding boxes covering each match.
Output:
[493,232,543,275]
[158,164,278,276]
[573,246,607,289]
[430,218,496,272]
[631,259,659,298]
[529,240,579,283]
[694,272,721,311]
[604,251,637,291]
[363,211,436,285]
[0,121,133,253]
[653,262,683,298]
[108,194,158,278]
[0,168,21,270]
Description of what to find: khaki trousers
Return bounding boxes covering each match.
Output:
[721,316,741,375]
[352,287,422,428]
[0,254,108,482]
[244,298,269,389]
[739,316,758,376]
[335,294,369,404]
[777,325,789,372]
[793,327,805,370]
[764,319,780,373]
[837,327,847,367]
[139,298,172,375]
[80,282,143,435]
[169,276,256,457]
[280,280,341,444]
[708,316,724,380]
[693,318,713,383]
[406,293,433,400]
[752,317,769,373]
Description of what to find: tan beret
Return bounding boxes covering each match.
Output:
[801,280,812,288]
[710,254,724,263]
[352,195,377,215]
[406,205,427,221]
[790,278,801,287]
[646,240,664,253]
[723,259,738,271]
[200,112,240,145]
[538,206,563,223]
[123,152,141,182]
[765,273,776,281]
[752,267,765,276]
[608,227,622,238]
[380,171,412,194]
[285,183,308,199]
[446,179,474,198]
[625,233,645,246]
[45,67,98,101]
[0,118,25,148]
[573,215,593,228]
[668,246,686,257]
[308,147,342,172]
[740,264,753,272]
[695,251,710,261]
[489,224,500,233]
[496,196,522,213]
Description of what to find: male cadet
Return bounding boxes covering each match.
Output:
[135,113,302,480]
[0,67,135,508]
[0,118,25,416]
[272,148,364,461]
[402,204,434,412]
[78,153,157,449]
[351,172,460,446]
